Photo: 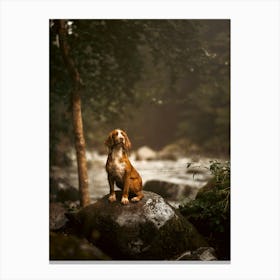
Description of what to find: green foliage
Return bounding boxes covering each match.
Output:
[208,160,230,192]
[50,20,205,122]
[50,19,230,163]
[180,160,230,259]
[181,160,230,231]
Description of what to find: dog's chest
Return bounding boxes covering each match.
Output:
[106,149,126,179]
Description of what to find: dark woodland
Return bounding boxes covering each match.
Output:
[50,19,230,261]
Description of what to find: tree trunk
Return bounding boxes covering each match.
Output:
[57,20,90,207]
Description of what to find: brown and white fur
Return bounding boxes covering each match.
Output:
[105,129,144,205]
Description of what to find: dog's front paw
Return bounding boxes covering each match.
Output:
[108,193,116,203]
[131,196,140,202]
[121,197,129,205]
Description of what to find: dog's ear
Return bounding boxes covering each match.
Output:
[105,133,113,148]
[123,131,131,150]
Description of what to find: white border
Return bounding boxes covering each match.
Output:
[1,0,279,279]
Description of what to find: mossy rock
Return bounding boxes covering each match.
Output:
[50,232,110,260]
[66,191,207,260]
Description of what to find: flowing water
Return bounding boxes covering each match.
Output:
[51,152,214,203]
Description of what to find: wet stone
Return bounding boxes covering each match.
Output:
[66,191,208,260]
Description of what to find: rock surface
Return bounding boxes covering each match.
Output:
[176,247,217,261]
[156,139,201,160]
[144,180,198,202]
[156,143,182,160]
[50,177,79,203]
[50,202,68,231]
[66,191,207,260]
[50,232,111,260]
[135,146,157,161]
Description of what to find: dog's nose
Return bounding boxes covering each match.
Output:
[117,132,124,140]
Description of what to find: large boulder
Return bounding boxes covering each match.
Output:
[156,143,182,160]
[66,191,207,260]
[50,177,79,203]
[156,139,201,160]
[135,146,157,161]
[50,232,111,260]
[50,202,68,231]
[50,202,80,231]
[144,180,198,202]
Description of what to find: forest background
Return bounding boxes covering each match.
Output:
[50,19,230,167]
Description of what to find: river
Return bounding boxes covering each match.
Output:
[51,152,214,204]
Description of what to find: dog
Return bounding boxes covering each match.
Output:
[105,129,144,205]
